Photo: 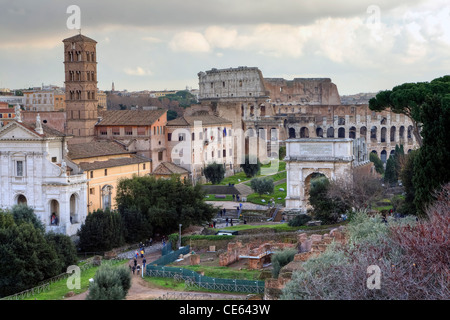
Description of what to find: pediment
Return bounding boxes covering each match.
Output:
[0,122,43,140]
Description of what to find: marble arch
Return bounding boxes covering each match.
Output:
[285,138,369,212]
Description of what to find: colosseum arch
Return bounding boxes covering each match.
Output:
[285,138,366,212]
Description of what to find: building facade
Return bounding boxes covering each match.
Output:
[166,114,234,183]
[67,140,151,212]
[94,109,168,170]
[0,116,88,236]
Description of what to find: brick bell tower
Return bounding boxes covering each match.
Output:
[63,34,98,144]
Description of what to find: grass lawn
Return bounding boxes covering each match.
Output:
[167,265,261,281]
[23,259,127,300]
[204,161,286,186]
[246,182,287,206]
[219,221,349,233]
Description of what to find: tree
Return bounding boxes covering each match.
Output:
[167,109,178,121]
[309,176,348,224]
[45,232,78,274]
[412,94,450,215]
[250,177,274,195]
[384,156,397,184]
[368,75,450,147]
[327,172,383,212]
[204,162,225,184]
[121,205,153,244]
[399,149,418,215]
[0,209,63,297]
[369,152,384,175]
[11,204,44,233]
[240,155,261,178]
[78,209,125,252]
[86,264,131,300]
[116,175,216,235]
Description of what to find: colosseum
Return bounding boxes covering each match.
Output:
[189,66,418,165]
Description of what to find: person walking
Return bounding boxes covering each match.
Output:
[142,257,147,269]
[136,264,141,275]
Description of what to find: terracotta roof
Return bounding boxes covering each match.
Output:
[77,155,150,171]
[63,34,97,43]
[96,109,166,126]
[67,140,130,160]
[151,162,189,175]
[166,115,232,127]
[3,121,66,138]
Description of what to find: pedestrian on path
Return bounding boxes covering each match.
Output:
[142,257,147,269]
[136,264,141,275]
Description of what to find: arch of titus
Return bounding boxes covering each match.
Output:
[285,137,370,212]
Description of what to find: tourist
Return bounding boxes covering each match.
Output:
[136,264,141,275]
[226,217,229,227]
[140,249,144,258]
[142,257,147,269]
[132,265,136,274]
[51,213,57,225]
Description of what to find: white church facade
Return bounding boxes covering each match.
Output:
[0,113,88,236]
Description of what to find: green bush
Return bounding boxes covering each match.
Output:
[250,177,274,195]
[86,264,131,300]
[287,214,312,227]
[204,162,225,184]
[271,248,297,278]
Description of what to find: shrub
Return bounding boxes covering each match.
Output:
[271,248,297,278]
[86,264,131,300]
[288,214,312,227]
[240,155,261,178]
[250,177,274,195]
[204,162,225,184]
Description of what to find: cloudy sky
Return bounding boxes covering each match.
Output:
[1,0,449,95]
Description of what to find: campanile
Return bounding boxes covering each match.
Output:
[63,34,98,144]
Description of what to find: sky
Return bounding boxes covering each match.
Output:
[0,0,449,95]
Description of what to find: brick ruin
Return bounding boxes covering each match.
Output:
[264,227,346,300]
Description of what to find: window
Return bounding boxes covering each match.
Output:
[168,133,172,141]
[143,163,146,170]
[125,127,133,135]
[90,188,95,195]
[100,129,107,135]
[158,152,163,161]
[137,127,145,135]
[104,169,108,176]
[112,127,120,135]
[16,161,24,176]
[51,157,57,163]
[90,171,93,178]
[223,149,226,157]
[178,133,185,141]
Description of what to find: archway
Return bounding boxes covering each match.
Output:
[390,126,396,142]
[326,127,334,138]
[381,127,387,143]
[17,194,27,205]
[360,126,367,139]
[338,127,345,138]
[288,127,296,139]
[370,126,377,141]
[50,199,60,226]
[316,127,323,138]
[380,150,387,163]
[349,126,356,139]
[102,185,113,210]
[70,194,78,224]
[304,172,328,210]
[300,127,309,138]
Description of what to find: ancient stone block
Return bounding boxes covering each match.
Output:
[190,254,200,265]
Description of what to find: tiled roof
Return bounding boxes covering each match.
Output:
[67,140,130,160]
[63,34,97,43]
[96,109,166,126]
[151,162,189,175]
[166,115,232,127]
[77,155,150,171]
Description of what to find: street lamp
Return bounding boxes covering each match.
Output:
[178,224,182,249]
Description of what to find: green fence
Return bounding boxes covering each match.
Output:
[148,245,191,266]
[146,265,265,294]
